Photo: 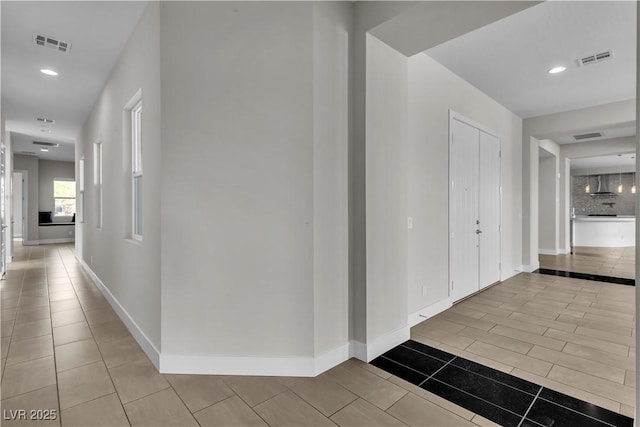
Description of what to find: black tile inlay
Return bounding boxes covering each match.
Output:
[421,378,524,427]
[370,356,428,386]
[538,388,634,427]
[451,357,540,396]
[382,346,446,376]
[432,364,536,415]
[370,340,634,427]
[401,339,455,362]
[534,268,635,286]
[527,398,622,427]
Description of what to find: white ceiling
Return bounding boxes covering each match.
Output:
[425,1,636,119]
[1,1,148,162]
[571,152,636,170]
[552,125,636,145]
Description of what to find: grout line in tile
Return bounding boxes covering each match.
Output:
[536,392,620,427]
[418,356,457,387]
[517,386,542,427]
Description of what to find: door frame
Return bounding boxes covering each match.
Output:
[448,110,503,300]
[13,170,27,243]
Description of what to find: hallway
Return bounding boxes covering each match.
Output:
[1,244,636,426]
[539,246,635,280]
[0,244,498,426]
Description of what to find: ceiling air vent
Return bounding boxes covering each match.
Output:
[33,141,59,148]
[18,151,37,156]
[33,33,71,54]
[573,132,603,141]
[578,50,613,67]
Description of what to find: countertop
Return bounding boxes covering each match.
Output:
[572,215,635,222]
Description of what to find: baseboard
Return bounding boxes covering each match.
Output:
[74,252,353,376]
[558,248,570,255]
[538,248,559,256]
[39,238,75,245]
[315,342,351,374]
[521,262,540,273]
[75,255,161,370]
[350,340,368,362]
[161,342,351,377]
[351,325,410,363]
[409,298,453,327]
[23,238,75,246]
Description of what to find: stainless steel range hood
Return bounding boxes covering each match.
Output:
[590,175,617,196]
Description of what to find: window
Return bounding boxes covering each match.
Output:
[93,141,102,228]
[53,179,76,217]
[131,100,142,240]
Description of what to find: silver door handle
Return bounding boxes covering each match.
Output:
[475,229,483,234]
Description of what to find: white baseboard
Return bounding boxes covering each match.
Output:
[23,238,75,246]
[315,342,351,374]
[351,325,410,363]
[161,341,351,377]
[75,255,161,369]
[521,262,540,273]
[409,298,452,327]
[75,253,353,376]
[559,247,570,255]
[39,238,75,245]
[538,248,559,256]
[350,340,368,362]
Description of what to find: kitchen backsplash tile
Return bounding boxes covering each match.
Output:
[572,173,635,216]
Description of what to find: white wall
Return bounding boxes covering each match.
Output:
[364,34,409,354]
[539,154,558,253]
[407,53,523,315]
[79,3,161,354]
[14,154,38,244]
[312,2,351,359]
[38,160,75,220]
[159,2,351,372]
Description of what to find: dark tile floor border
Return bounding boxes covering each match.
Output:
[371,340,634,427]
[534,268,635,286]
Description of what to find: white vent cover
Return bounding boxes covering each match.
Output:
[578,50,613,67]
[33,33,71,54]
[574,132,603,141]
[18,151,37,156]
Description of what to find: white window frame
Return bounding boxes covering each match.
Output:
[53,178,76,217]
[93,140,103,229]
[131,99,143,241]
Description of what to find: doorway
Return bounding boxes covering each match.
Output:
[12,171,26,244]
[449,111,502,301]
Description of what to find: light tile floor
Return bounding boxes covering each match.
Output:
[0,243,635,426]
[539,246,636,279]
[413,268,636,418]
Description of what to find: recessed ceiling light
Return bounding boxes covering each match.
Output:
[548,66,566,74]
[40,148,49,152]
[40,69,58,76]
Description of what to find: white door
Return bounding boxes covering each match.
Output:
[478,132,501,288]
[450,117,480,300]
[13,172,23,238]
[449,113,501,301]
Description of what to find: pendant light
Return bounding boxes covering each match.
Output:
[585,169,591,193]
[618,168,623,193]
